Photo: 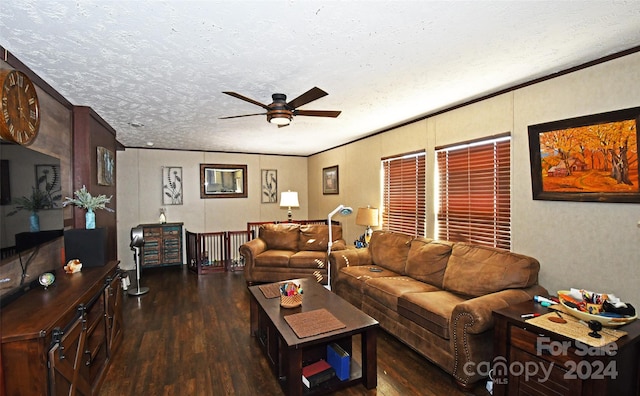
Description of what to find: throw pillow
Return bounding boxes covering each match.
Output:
[259,223,300,251]
[405,238,452,289]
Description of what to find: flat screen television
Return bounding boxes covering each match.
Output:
[0,141,64,306]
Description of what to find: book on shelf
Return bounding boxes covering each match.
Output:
[302,359,335,388]
[327,342,351,381]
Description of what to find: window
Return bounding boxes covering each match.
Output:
[382,151,426,236]
[436,135,511,249]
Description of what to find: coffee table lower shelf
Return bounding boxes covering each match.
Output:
[249,278,378,396]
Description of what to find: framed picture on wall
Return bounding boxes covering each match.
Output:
[528,106,640,203]
[162,166,183,205]
[261,169,277,203]
[97,146,115,186]
[323,165,339,195]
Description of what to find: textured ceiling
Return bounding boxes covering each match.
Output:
[1,1,640,156]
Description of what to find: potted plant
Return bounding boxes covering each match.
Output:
[62,185,114,229]
[8,187,51,232]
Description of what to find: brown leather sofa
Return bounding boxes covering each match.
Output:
[329,230,547,389]
[239,223,346,286]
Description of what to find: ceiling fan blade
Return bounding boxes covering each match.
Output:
[222,92,270,110]
[286,87,328,109]
[219,112,267,119]
[294,110,341,118]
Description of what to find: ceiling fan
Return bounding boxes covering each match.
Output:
[220,87,341,127]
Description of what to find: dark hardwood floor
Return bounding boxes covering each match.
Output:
[99,266,491,396]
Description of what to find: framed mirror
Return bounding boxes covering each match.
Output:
[200,164,247,199]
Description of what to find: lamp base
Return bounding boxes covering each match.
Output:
[364,226,373,245]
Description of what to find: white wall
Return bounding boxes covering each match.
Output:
[309,51,640,306]
[116,149,307,269]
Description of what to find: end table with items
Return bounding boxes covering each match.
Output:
[492,300,640,396]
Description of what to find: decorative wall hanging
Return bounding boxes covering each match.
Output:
[162,166,183,205]
[200,164,247,199]
[528,107,639,203]
[35,164,62,208]
[261,169,277,203]
[97,146,115,186]
[323,165,339,195]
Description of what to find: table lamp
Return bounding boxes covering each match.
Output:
[280,191,299,222]
[356,206,379,246]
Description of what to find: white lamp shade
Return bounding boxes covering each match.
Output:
[280,191,299,208]
[356,207,379,227]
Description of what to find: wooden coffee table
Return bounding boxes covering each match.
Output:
[249,277,379,396]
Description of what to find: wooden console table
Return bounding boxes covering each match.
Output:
[492,301,640,396]
[1,261,123,395]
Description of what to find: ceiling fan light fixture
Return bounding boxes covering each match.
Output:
[269,115,291,126]
[267,108,292,126]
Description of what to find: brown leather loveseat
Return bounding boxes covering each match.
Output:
[329,230,547,389]
[240,223,346,286]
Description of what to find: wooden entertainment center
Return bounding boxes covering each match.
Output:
[1,261,123,395]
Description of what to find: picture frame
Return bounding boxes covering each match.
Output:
[200,163,247,199]
[261,169,277,203]
[528,107,640,203]
[323,165,339,195]
[97,146,115,186]
[162,166,183,205]
[35,164,62,208]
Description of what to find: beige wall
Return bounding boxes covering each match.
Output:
[309,52,640,306]
[116,149,308,269]
[117,52,640,305]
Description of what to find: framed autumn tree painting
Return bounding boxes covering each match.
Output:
[528,107,640,203]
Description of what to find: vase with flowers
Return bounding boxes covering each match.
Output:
[7,187,51,232]
[62,185,114,229]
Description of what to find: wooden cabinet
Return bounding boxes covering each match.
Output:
[1,261,123,396]
[138,222,184,268]
[492,301,640,396]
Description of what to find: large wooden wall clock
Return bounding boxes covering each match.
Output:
[0,69,41,145]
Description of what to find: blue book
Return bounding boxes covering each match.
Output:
[327,343,350,381]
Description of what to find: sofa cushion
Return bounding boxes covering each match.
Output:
[405,238,452,289]
[298,224,342,251]
[398,291,467,339]
[289,250,327,269]
[364,276,440,311]
[259,223,300,251]
[442,243,540,297]
[337,266,400,293]
[254,250,294,267]
[369,231,413,274]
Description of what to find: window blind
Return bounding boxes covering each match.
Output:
[382,151,426,236]
[436,137,511,249]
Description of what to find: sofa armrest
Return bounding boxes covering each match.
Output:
[328,247,372,290]
[329,247,372,270]
[452,284,549,335]
[449,284,548,386]
[239,238,268,283]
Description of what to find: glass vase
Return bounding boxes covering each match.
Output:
[29,212,40,232]
[85,209,96,229]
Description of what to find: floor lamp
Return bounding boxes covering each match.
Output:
[326,204,353,290]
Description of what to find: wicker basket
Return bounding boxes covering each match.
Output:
[280,293,302,308]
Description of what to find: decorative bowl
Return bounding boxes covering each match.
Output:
[280,293,302,308]
[557,290,637,327]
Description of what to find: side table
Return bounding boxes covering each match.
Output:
[492,300,640,396]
